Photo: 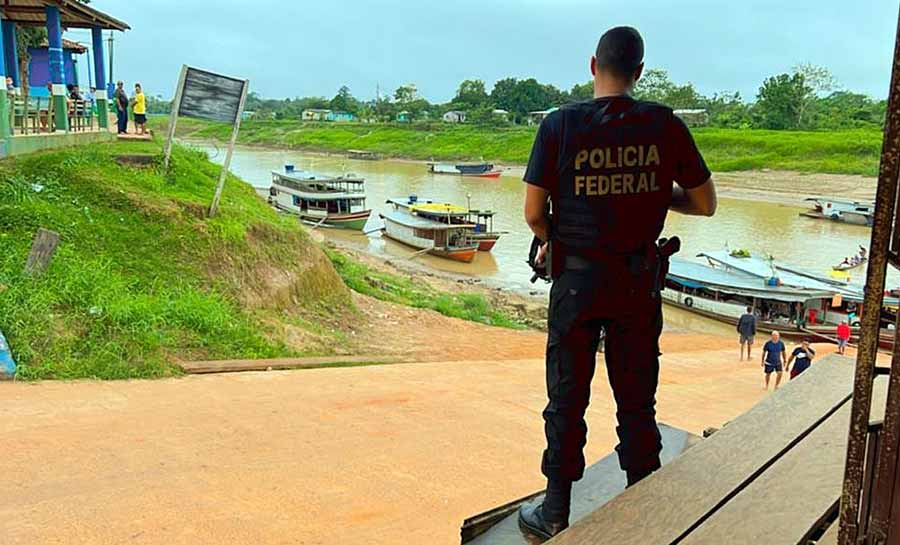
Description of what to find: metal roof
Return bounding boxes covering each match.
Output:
[381,209,475,230]
[0,0,130,31]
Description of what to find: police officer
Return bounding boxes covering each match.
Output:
[518,26,717,540]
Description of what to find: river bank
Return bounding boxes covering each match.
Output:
[153,116,884,177]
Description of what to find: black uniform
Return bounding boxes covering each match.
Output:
[524,96,710,485]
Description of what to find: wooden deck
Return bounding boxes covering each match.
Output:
[544,355,883,545]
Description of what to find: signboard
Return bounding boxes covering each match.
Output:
[163,65,249,217]
[178,67,245,124]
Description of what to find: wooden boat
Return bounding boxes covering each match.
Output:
[833,257,867,271]
[380,197,480,262]
[390,198,504,252]
[428,162,502,178]
[347,149,381,161]
[662,250,878,342]
[800,197,875,226]
[268,166,371,230]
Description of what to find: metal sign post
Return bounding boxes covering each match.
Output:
[162,65,249,217]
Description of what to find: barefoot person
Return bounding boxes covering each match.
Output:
[762,331,787,390]
[518,26,717,541]
[737,306,756,361]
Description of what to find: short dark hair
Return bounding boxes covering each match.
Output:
[747,306,753,313]
[595,26,644,79]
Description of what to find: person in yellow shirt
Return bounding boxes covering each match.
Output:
[132,83,147,135]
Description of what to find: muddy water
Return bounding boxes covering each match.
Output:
[192,141,888,302]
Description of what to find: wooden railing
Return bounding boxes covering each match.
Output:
[7,93,98,135]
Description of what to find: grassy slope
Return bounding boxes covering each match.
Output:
[155,116,884,176]
[0,140,351,380]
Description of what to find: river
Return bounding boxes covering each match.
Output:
[191,141,887,308]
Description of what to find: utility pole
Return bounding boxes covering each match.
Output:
[107,31,114,83]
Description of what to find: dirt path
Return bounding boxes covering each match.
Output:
[1,329,849,545]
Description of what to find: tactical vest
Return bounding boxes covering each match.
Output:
[550,98,676,257]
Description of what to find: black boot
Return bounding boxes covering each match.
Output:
[518,502,568,541]
[626,466,657,487]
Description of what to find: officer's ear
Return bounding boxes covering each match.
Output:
[590,56,597,77]
[632,63,645,85]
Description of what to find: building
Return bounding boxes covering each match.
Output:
[492,109,509,121]
[397,111,410,123]
[331,111,355,122]
[442,110,466,123]
[528,108,558,125]
[27,38,86,97]
[674,109,710,127]
[301,109,355,122]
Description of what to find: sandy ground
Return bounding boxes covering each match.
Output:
[1,321,847,545]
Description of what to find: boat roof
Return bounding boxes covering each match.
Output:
[382,210,475,230]
[272,170,365,184]
[804,196,874,205]
[412,202,468,215]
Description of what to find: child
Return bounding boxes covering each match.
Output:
[132,83,147,135]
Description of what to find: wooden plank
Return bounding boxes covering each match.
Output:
[549,355,855,545]
[462,425,698,545]
[24,228,60,276]
[179,355,408,374]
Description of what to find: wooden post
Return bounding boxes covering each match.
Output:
[208,79,248,218]
[24,228,60,276]
[163,65,188,170]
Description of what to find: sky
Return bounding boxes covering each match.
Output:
[76,0,898,103]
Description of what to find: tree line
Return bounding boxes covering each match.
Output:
[149,64,887,131]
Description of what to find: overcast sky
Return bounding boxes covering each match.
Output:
[80,0,897,103]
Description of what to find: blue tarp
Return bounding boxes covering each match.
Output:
[0,329,15,377]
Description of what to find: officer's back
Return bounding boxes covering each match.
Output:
[518,26,717,542]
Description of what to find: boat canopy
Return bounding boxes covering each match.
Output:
[382,210,475,230]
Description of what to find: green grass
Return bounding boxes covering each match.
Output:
[325,248,526,329]
[154,116,884,177]
[0,140,351,380]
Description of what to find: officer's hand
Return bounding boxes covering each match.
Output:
[536,242,549,265]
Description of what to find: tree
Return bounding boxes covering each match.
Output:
[453,79,489,108]
[329,85,360,114]
[568,81,593,102]
[633,69,703,109]
[394,84,418,104]
[754,73,811,130]
[703,92,751,128]
[792,63,838,128]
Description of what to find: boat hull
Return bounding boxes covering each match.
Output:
[800,210,874,227]
[471,234,500,251]
[274,203,371,230]
[381,232,478,263]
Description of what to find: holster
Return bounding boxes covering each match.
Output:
[653,236,681,296]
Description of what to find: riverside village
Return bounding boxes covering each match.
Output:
[5,2,900,544]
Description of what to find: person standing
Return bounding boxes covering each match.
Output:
[787,339,816,379]
[113,81,129,134]
[737,306,757,361]
[132,83,147,135]
[836,320,851,355]
[762,331,787,390]
[518,26,717,541]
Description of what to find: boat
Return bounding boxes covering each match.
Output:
[268,166,372,230]
[380,197,480,262]
[833,257,867,271]
[428,162,502,178]
[661,250,884,341]
[347,149,381,161]
[389,198,504,252]
[800,197,875,226]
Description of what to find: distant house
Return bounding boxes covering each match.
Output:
[674,109,709,127]
[331,111,356,122]
[302,108,332,121]
[397,111,411,123]
[492,109,509,120]
[528,108,558,125]
[28,38,86,97]
[442,110,466,123]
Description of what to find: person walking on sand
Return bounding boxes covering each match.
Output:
[786,339,816,380]
[131,83,147,135]
[837,320,851,355]
[113,81,128,134]
[737,306,756,361]
[762,331,787,390]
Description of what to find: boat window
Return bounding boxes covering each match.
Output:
[293,195,301,206]
[856,207,871,212]
[414,228,432,239]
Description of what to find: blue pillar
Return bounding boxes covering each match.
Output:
[1,21,18,90]
[45,5,68,131]
[0,17,9,139]
[91,27,108,129]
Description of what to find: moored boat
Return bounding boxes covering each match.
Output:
[380,197,480,262]
[390,198,504,252]
[268,166,372,230]
[662,250,887,342]
[347,149,381,161]
[428,162,502,178]
[800,197,875,226]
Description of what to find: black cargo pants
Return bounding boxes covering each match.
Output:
[541,253,663,482]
